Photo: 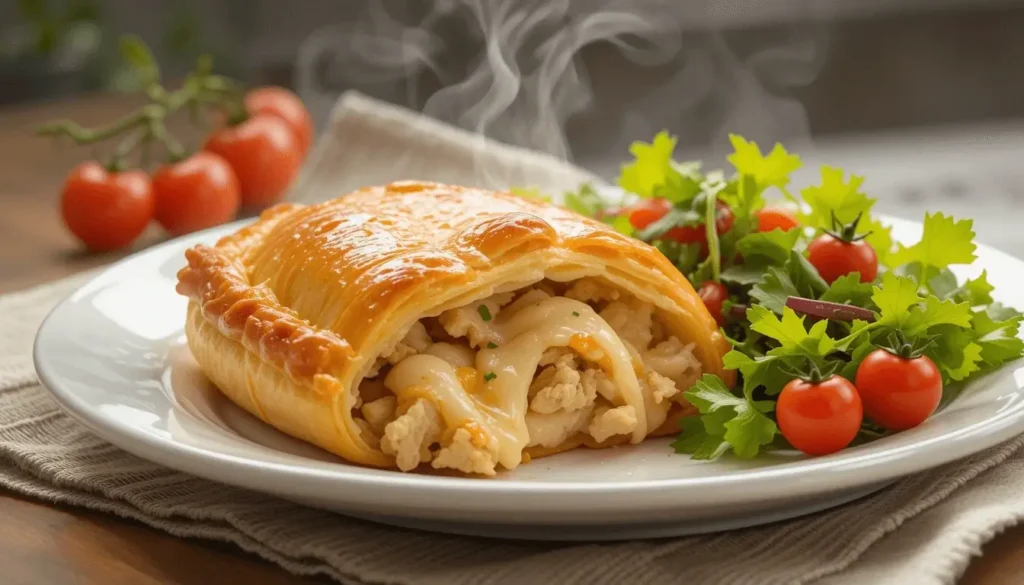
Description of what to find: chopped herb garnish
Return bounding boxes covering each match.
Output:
[487,342,498,349]
[477,305,492,321]
[483,372,497,382]
[572,311,580,317]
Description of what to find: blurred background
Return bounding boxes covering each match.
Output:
[2,0,1024,288]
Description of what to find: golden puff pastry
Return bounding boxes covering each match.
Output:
[176,181,732,476]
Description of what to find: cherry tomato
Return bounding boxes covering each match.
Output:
[152,152,241,236]
[60,161,154,252]
[756,207,800,232]
[697,281,728,326]
[627,198,734,254]
[245,86,313,157]
[807,233,878,284]
[777,375,863,456]
[714,202,735,234]
[203,113,303,209]
[627,198,672,230]
[855,349,942,431]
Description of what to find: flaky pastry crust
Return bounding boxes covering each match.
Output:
[177,181,732,471]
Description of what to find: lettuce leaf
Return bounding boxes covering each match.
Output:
[618,131,680,198]
[888,213,977,279]
[726,134,802,191]
[800,166,874,229]
[673,374,777,460]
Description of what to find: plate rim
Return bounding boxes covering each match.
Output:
[31,214,1024,513]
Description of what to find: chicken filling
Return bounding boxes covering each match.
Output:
[354,278,703,475]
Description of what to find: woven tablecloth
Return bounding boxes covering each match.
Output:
[5,91,1024,585]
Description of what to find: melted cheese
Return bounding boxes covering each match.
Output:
[383,296,647,472]
[425,342,475,368]
[455,366,479,394]
[385,357,488,429]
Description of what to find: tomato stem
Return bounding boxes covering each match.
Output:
[35,39,246,170]
[105,129,148,172]
[145,83,169,105]
[779,359,841,385]
[826,211,872,243]
[225,102,249,126]
[37,109,150,144]
[148,117,186,163]
[877,330,934,360]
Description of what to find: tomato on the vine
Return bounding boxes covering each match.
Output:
[244,86,313,157]
[203,113,303,209]
[627,198,734,253]
[152,152,241,236]
[697,281,728,326]
[807,233,878,284]
[777,374,863,456]
[60,161,154,251]
[855,348,942,431]
[756,207,800,233]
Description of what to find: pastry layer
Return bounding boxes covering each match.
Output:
[177,181,732,474]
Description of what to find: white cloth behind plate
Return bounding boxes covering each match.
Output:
[6,90,1024,585]
[285,91,608,204]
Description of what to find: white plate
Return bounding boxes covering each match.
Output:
[34,216,1024,541]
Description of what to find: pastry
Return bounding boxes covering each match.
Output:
[176,181,732,476]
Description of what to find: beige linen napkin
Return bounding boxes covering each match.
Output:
[286,91,608,204]
[6,91,1024,585]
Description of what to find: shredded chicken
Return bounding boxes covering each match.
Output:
[646,371,681,405]
[361,397,397,433]
[365,359,386,379]
[504,287,553,316]
[581,368,619,403]
[600,299,654,351]
[526,407,593,448]
[484,291,516,311]
[366,322,433,378]
[538,347,572,367]
[643,336,701,383]
[360,279,706,474]
[650,319,667,346]
[673,368,703,400]
[354,418,379,449]
[431,428,498,476]
[564,278,620,304]
[422,318,455,343]
[588,405,637,443]
[380,399,442,472]
[529,353,596,414]
[438,291,512,347]
[381,321,431,365]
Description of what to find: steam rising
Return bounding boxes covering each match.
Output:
[299,0,827,178]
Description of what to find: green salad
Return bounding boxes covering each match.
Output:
[521,132,1024,460]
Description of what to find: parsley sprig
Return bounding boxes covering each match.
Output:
[513,131,1024,461]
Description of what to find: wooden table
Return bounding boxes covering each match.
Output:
[0,94,1021,584]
